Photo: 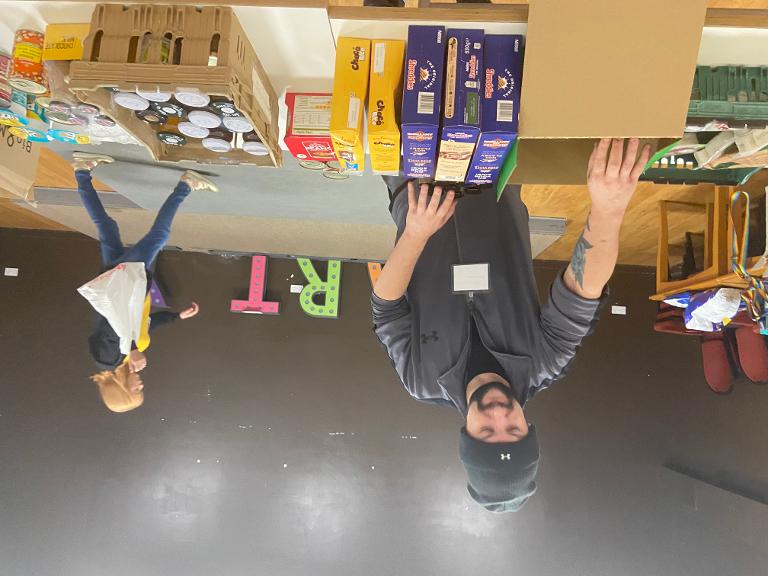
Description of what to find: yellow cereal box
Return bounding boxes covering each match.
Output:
[367,39,404,175]
[43,24,90,61]
[330,37,370,174]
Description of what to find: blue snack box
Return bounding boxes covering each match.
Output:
[401,25,446,179]
[435,29,483,182]
[466,34,523,185]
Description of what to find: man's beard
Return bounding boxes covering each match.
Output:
[468,381,517,412]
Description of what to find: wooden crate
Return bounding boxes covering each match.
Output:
[69,4,282,167]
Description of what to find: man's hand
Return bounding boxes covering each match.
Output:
[403,182,456,244]
[128,349,147,373]
[587,138,651,218]
[179,302,200,320]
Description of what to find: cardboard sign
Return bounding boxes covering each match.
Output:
[0,124,40,201]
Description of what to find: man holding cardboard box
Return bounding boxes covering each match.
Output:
[372,138,650,512]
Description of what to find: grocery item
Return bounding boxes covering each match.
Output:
[298,160,326,170]
[152,101,185,118]
[402,25,446,179]
[93,114,116,127]
[174,88,210,108]
[188,109,221,129]
[47,110,88,126]
[135,108,167,125]
[368,39,405,175]
[466,35,523,186]
[48,128,90,144]
[113,91,150,111]
[284,92,337,163]
[136,88,172,102]
[157,131,187,146]
[242,130,268,155]
[10,29,47,94]
[178,121,209,139]
[42,23,90,60]
[435,29,483,182]
[9,125,50,142]
[74,102,100,117]
[330,37,371,174]
[322,167,349,180]
[0,109,29,126]
[210,99,240,117]
[222,115,253,133]
[202,127,232,152]
[0,51,11,108]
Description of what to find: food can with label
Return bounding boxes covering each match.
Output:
[136,88,172,103]
[10,29,47,94]
[174,88,210,108]
[157,131,187,146]
[178,121,209,139]
[9,125,50,142]
[152,101,186,118]
[113,91,149,111]
[135,108,167,125]
[0,51,11,108]
[202,127,232,153]
[93,114,116,127]
[188,109,221,129]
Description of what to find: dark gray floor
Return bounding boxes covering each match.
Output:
[0,228,766,576]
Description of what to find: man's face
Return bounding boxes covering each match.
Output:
[465,382,529,443]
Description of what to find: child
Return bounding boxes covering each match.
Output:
[73,152,216,412]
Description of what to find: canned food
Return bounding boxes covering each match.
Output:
[48,129,90,144]
[298,159,326,170]
[0,109,29,126]
[210,100,240,117]
[174,88,210,108]
[202,136,231,153]
[113,91,149,111]
[48,100,72,113]
[47,110,88,126]
[188,109,221,129]
[157,131,187,146]
[135,108,167,125]
[93,114,116,127]
[10,29,46,94]
[136,88,172,103]
[243,141,269,156]
[74,102,100,117]
[322,167,350,180]
[9,125,50,142]
[178,121,209,139]
[223,115,253,133]
[152,101,185,118]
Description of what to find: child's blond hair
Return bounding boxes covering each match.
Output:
[90,362,144,413]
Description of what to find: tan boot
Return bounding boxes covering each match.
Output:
[180,170,219,193]
[72,152,115,172]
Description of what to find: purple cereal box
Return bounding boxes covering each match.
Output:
[402,25,446,179]
[435,29,483,182]
[466,34,523,185]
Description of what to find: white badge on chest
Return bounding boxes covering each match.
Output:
[452,263,490,294]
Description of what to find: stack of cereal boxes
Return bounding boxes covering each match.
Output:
[330,37,405,175]
[466,35,524,185]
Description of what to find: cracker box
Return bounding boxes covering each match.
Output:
[284,93,338,163]
[435,29,483,182]
[330,37,371,174]
[466,35,523,185]
[43,23,91,61]
[368,39,405,175]
[402,25,446,179]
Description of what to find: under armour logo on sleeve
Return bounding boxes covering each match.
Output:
[500,453,511,461]
[420,331,439,344]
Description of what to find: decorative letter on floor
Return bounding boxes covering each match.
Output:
[230,255,280,315]
[367,262,382,288]
[297,258,341,318]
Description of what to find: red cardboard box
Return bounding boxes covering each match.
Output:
[284,93,338,163]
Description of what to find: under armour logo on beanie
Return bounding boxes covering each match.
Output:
[459,425,540,513]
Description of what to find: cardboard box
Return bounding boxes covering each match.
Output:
[284,93,337,163]
[435,29,483,182]
[69,4,281,168]
[330,37,371,174]
[498,0,708,193]
[368,39,404,175]
[43,23,91,61]
[466,34,522,185]
[0,124,40,201]
[402,25,445,179]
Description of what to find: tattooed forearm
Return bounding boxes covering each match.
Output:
[570,214,593,288]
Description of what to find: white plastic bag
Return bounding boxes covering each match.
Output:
[77,262,147,355]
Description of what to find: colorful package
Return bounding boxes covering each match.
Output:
[330,37,371,174]
[435,29,483,182]
[466,34,523,185]
[401,25,445,179]
[284,93,337,163]
[368,39,405,175]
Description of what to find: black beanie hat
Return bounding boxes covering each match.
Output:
[459,425,539,513]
